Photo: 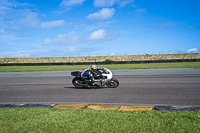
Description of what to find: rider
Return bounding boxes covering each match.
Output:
[81,65,99,85]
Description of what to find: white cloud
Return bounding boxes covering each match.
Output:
[0,1,14,15]
[93,0,134,7]
[94,0,116,7]
[0,1,40,46]
[88,29,106,41]
[187,48,199,53]
[87,8,115,20]
[69,47,80,52]
[40,20,65,29]
[87,29,118,43]
[85,20,116,30]
[0,0,25,15]
[110,52,115,55]
[0,51,26,58]
[187,25,200,29]
[0,29,20,43]
[20,11,40,27]
[119,0,134,7]
[60,0,86,7]
[0,49,50,58]
[5,25,20,31]
[134,8,146,14]
[0,0,39,29]
[2,51,30,58]
[43,31,79,45]
[152,22,175,29]
[44,29,119,45]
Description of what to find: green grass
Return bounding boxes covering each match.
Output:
[0,108,199,133]
[0,62,200,72]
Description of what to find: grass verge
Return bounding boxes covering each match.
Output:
[0,62,200,72]
[0,108,200,132]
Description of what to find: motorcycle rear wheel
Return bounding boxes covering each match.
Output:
[106,78,119,88]
[72,77,85,88]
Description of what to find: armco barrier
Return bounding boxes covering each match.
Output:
[0,59,199,66]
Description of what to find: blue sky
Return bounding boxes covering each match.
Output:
[0,0,199,57]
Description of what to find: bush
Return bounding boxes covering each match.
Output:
[105,59,113,62]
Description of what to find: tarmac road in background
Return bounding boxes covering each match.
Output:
[0,68,200,77]
[0,68,200,106]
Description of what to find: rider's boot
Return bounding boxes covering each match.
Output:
[86,79,92,87]
[92,79,99,85]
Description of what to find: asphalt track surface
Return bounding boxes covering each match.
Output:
[0,68,200,106]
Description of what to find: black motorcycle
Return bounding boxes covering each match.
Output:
[71,68,119,88]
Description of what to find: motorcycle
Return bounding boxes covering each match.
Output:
[71,68,119,88]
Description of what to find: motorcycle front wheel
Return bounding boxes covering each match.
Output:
[72,77,85,88]
[106,78,119,88]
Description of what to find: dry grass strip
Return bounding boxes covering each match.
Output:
[1,53,199,63]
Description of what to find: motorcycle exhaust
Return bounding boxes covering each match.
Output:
[75,81,84,86]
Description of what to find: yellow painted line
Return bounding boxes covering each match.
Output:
[52,104,87,109]
[87,104,121,110]
[120,105,154,111]
[52,104,154,111]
